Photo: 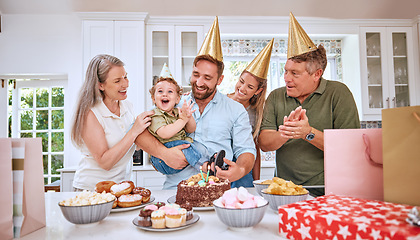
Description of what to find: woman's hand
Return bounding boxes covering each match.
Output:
[131,110,154,136]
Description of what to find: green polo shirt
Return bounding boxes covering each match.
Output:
[260,78,360,195]
[148,107,193,144]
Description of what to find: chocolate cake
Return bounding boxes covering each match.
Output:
[175,174,230,207]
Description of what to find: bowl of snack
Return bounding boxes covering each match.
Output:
[213,187,268,230]
[253,179,273,196]
[260,178,309,211]
[59,191,116,224]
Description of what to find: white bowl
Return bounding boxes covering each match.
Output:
[252,180,271,196]
[59,200,115,224]
[213,200,268,230]
[260,191,309,211]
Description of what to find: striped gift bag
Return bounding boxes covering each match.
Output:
[0,138,45,240]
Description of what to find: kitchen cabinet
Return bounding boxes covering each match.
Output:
[82,17,146,115]
[359,26,417,120]
[145,24,204,109]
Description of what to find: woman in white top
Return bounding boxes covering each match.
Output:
[71,54,154,191]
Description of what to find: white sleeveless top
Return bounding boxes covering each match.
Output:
[72,100,136,191]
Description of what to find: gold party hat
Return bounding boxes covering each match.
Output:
[287,12,317,59]
[244,38,274,79]
[159,63,174,78]
[196,16,223,62]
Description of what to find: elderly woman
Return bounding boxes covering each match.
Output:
[71,54,154,191]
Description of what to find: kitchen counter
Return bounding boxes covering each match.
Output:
[18,188,284,240]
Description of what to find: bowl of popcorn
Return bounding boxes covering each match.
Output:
[58,191,116,224]
[260,177,309,211]
[213,187,268,230]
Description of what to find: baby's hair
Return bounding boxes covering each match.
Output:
[149,77,183,99]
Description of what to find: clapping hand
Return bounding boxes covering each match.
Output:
[278,106,311,139]
[178,99,196,122]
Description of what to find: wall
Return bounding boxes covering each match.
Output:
[0,13,83,167]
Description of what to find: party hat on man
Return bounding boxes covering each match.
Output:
[159,63,174,78]
[287,12,317,59]
[245,38,274,79]
[196,16,223,62]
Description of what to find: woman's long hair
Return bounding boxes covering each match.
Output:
[243,70,267,143]
[71,54,124,148]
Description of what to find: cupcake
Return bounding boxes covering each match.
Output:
[138,208,153,227]
[178,208,187,225]
[151,210,166,229]
[144,204,158,211]
[166,203,180,209]
[180,202,193,221]
[154,202,166,209]
[164,208,182,228]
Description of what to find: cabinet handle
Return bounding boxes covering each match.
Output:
[386,97,390,108]
[392,97,395,108]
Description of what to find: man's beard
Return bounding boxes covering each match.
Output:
[192,82,216,100]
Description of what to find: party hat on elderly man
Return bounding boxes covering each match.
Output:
[245,38,274,79]
[159,63,174,78]
[287,12,317,59]
[196,16,223,62]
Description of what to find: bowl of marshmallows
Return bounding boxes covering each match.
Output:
[213,187,268,230]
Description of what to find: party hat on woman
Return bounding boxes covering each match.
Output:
[245,38,274,79]
[196,16,223,62]
[287,12,317,59]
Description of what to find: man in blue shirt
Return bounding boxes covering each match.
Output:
[162,17,256,188]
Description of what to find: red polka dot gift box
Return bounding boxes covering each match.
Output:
[278,195,420,240]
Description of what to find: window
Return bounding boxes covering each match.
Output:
[7,76,66,184]
[219,38,342,95]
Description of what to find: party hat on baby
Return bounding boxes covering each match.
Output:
[159,63,174,78]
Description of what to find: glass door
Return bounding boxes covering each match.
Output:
[391,32,410,108]
[365,32,384,109]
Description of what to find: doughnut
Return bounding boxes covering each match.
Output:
[110,181,135,198]
[95,181,116,193]
[112,199,118,208]
[140,188,151,203]
[132,186,144,194]
[117,194,143,208]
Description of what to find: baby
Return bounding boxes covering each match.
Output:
[147,66,209,175]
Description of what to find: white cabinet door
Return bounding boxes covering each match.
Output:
[114,21,146,114]
[82,21,114,74]
[360,26,416,120]
[174,25,204,88]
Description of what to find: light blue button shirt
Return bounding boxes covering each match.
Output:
[182,91,256,161]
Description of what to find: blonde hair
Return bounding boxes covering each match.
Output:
[149,77,183,100]
[71,54,124,148]
[242,70,267,142]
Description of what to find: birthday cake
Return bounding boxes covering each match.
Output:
[175,173,230,207]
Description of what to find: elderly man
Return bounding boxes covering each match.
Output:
[258,13,360,196]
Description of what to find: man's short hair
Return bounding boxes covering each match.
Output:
[193,55,224,79]
[289,44,327,78]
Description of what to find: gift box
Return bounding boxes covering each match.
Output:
[278,195,420,240]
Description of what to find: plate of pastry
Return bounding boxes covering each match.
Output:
[111,196,155,213]
[167,196,214,211]
[132,213,199,232]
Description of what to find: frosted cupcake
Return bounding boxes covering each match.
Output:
[178,208,187,225]
[180,202,193,221]
[151,210,166,229]
[138,208,153,227]
[165,208,182,228]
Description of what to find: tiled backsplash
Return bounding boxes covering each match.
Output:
[360,121,382,128]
